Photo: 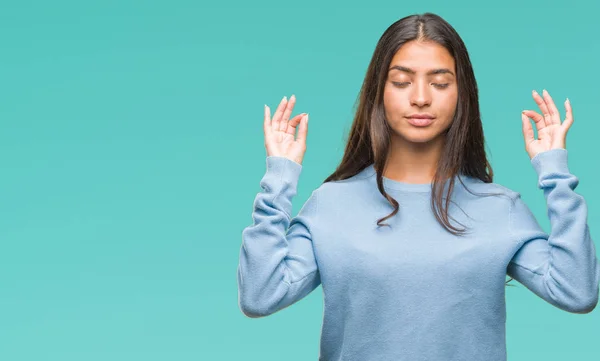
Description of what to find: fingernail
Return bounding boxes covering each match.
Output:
[566,97,570,104]
[543,89,547,95]
[291,94,295,99]
[306,113,309,122]
[532,90,537,95]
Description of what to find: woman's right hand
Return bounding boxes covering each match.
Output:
[264,94,309,166]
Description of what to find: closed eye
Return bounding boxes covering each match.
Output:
[392,82,450,89]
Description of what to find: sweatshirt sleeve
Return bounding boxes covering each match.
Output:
[506,148,600,314]
[237,156,321,318]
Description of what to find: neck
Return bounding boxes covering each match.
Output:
[382,134,445,184]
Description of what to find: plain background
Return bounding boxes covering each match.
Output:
[0,0,598,360]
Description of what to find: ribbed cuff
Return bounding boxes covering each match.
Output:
[265,156,303,189]
[530,148,570,185]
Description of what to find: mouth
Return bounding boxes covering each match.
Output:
[405,117,435,127]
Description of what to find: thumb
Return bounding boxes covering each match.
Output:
[296,113,309,143]
[521,112,535,146]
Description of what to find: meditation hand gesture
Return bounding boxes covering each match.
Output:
[264,95,309,166]
[521,89,573,160]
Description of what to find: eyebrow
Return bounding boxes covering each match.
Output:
[389,65,455,76]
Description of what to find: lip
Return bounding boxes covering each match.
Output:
[405,115,435,127]
[406,114,435,119]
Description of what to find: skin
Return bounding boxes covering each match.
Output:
[381,40,458,184]
[522,89,573,160]
[262,44,574,173]
[263,94,308,166]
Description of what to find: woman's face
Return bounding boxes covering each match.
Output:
[383,40,458,144]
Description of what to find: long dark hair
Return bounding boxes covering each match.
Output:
[322,13,515,286]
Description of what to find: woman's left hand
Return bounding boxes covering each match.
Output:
[521,89,573,160]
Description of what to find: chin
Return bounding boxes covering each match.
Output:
[396,127,444,144]
[402,134,437,143]
[387,119,447,143]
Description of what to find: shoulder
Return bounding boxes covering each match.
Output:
[310,165,375,205]
[456,176,522,216]
[316,164,373,190]
[461,175,519,199]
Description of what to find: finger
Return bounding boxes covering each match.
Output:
[272,96,288,132]
[563,98,574,130]
[285,113,306,135]
[542,89,561,125]
[532,90,549,129]
[296,114,309,144]
[521,112,535,145]
[522,110,545,134]
[279,94,296,132]
[264,104,271,135]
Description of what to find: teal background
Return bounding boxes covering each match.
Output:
[0,0,598,360]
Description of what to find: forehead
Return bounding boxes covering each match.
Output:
[389,41,455,72]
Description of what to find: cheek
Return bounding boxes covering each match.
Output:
[383,85,393,106]
[383,87,404,112]
[439,92,458,115]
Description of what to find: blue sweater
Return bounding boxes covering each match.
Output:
[237,148,600,361]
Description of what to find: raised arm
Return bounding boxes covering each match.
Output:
[237,156,321,318]
[237,95,318,318]
[507,149,600,313]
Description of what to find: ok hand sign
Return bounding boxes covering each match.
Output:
[264,95,309,166]
[521,89,573,160]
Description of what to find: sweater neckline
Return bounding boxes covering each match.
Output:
[363,164,465,192]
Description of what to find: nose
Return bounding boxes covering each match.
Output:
[410,80,432,107]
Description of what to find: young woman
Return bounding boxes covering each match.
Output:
[237,12,600,361]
